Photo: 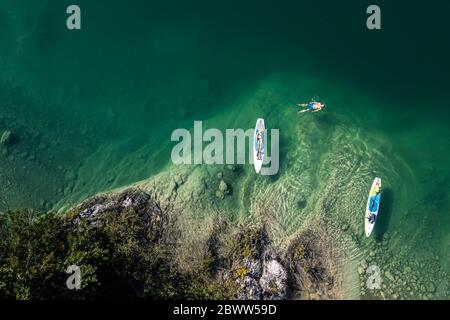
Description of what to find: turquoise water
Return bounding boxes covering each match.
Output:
[0,0,449,298]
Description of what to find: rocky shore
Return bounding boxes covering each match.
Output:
[56,160,349,299]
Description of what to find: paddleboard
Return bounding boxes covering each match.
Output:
[365,177,382,237]
[253,118,266,174]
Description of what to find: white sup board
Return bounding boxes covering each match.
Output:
[253,118,266,174]
[365,177,382,237]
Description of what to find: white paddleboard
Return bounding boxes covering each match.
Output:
[253,118,266,174]
[365,177,382,237]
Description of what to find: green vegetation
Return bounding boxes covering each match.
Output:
[0,206,233,300]
[234,267,249,278]
[0,210,68,299]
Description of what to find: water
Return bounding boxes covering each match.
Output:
[0,0,449,298]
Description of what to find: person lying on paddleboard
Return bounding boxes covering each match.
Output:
[256,129,264,160]
[368,183,381,224]
[297,101,326,113]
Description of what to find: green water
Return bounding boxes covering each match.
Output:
[0,0,449,298]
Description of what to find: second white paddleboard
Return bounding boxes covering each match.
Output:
[365,177,382,237]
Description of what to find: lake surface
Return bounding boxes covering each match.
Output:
[0,0,449,298]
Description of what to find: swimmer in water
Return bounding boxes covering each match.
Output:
[297,101,326,113]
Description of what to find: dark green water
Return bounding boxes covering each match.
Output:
[0,0,449,298]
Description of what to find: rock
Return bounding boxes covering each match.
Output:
[173,174,184,186]
[426,282,435,293]
[361,259,368,270]
[216,180,230,199]
[259,259,287,299]
[244,258,262,278]
[215,190,225,200]
[236,276,262,300]
[219,180,228,193]
[309,293,320,300]
[358,264,366,275]
[0,130,12,145]
[76,189,164,233]
[385,271,395,282]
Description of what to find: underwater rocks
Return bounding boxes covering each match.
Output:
[216,179,230,199]
[357,241,447,299]
[63,177,342,300]
[0,130,12,145]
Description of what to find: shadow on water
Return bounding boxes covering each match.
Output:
[375,188,394,241]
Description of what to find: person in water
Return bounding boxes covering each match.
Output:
[256,130,264,160]
[298,101,326,113]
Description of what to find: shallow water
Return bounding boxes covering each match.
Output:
[0,0,449,298]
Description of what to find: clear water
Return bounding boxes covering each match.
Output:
[0,0,449,298]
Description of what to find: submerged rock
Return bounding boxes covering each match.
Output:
[385,271,395,282]
[173,174,185,187]
[358,265,365,275]
[426,282,436,293]
[215,190,224,199]
[219,180,228,193]
[55,172,345,300]
[0,130,12,145]
[216,180,230,199]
